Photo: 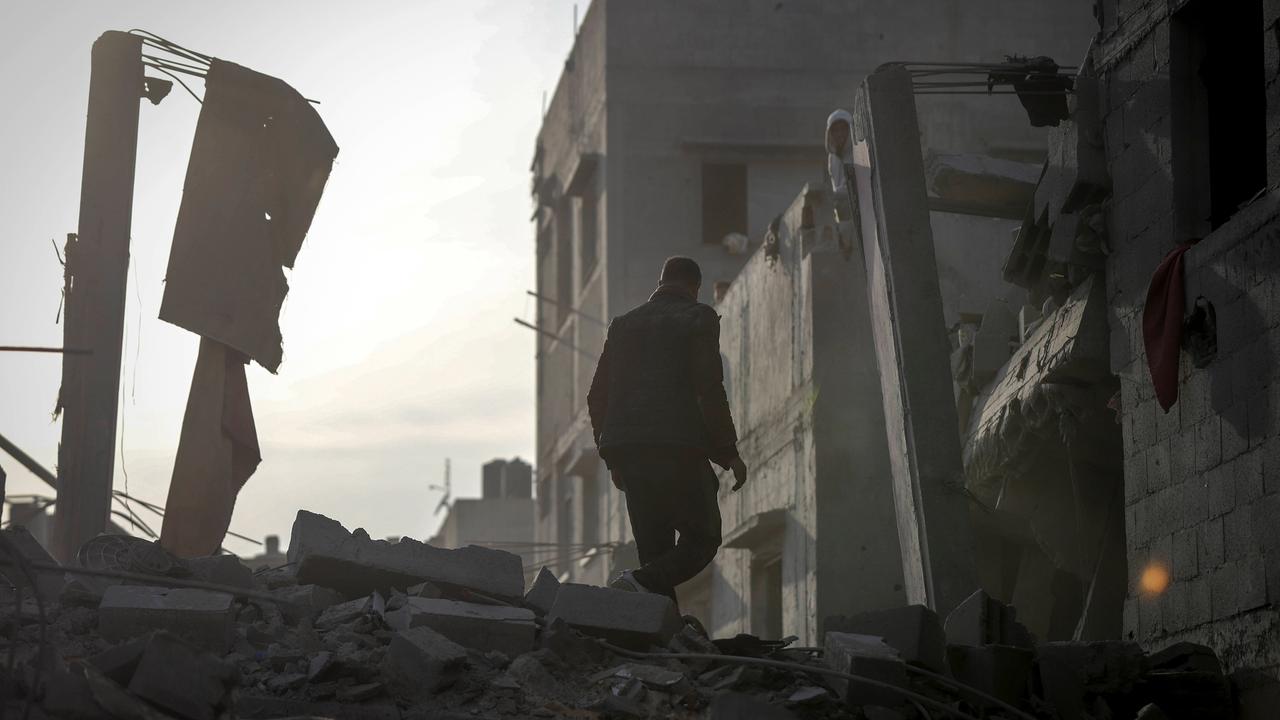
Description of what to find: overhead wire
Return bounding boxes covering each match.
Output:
[0,558,294,606]
[129,30,214,64]
[143,64,204,104]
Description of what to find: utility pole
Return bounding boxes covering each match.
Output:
[51,31,144,562]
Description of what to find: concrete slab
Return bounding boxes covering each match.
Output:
[287,510,524,600]
[853,67,977,615]
[823,632,908,708]
[546,583,682,648]
[98,585,234,652]
[384,597,536,656]
[825,604,946,672]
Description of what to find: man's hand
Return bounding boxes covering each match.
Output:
[730,456,748,492]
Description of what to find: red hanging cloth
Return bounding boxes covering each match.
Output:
[1142,243,1196,411]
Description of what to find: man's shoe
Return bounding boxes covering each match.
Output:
[609,569,655,594]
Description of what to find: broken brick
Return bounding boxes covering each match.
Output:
[823,632,909,708]
[825,604,946,672]
[98,585,234,652]
[383,596,536,656]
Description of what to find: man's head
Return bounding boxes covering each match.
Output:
[659,256,702,299]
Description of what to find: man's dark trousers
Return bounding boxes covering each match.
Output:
[612,445,722,605]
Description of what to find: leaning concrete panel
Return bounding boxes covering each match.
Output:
[851,67,977,615]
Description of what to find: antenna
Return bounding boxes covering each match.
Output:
[428,458,452,516]
[573,4,579,36]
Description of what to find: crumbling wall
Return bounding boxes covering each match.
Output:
[1097,0,1280,674]
[710,184,915,644]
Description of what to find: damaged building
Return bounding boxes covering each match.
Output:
[530,0,1097,643]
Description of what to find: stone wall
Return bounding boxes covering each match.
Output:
[1097,0,1280,674]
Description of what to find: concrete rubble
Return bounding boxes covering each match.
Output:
[3,509,1271,719]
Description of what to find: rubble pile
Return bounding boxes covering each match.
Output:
[1,517,1273,719]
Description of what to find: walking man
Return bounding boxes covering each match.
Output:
[587,256,748,604]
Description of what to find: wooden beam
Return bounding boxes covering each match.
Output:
[51,31,144,563]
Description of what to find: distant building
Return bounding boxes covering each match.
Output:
[242,534,286,571]
[429,458,538,587]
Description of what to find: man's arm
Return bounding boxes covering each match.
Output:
[587,327,612,448]
[691,308,739,471]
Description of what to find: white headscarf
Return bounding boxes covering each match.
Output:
[826,109,854,193]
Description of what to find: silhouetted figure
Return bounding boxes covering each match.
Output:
[588,256,747,605]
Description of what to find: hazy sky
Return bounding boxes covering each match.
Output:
[0,1,579,554]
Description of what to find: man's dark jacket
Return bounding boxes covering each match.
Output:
[588,286,739,470]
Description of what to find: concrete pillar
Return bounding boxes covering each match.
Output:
[52,32,144,562]
[850,67,977,616]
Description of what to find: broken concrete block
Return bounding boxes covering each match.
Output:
[1,525,65,600]
[337,681,384,702]
[87,634,150,685]
[384,597,536,656]
[1142,671,1233,720]
[406,580,443,598]
[1147,642,1222,675]
[1035,641,1147,720]
[308,650,333,681]
[824,632,908,708]
[1230,669,1280,720]
[185,553,255,590]
[265,671,307,693]
[1135,704,1170,720]
[127,631,236,720]
[40,665,103,720]
[946,644,1033,707]
[287,510,524,599]
[385,625,468,694]
[825,604,946,672]
[99,585,234,652]
[505,650,557,692]
[945,589,1035,649]
[547,583,682,648]
[315,595,373,629]
[524,566,560,615]
[615,663,686,691]
[275,583,346,624]
[540,615,608,666]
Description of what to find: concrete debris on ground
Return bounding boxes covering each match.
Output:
[2,514,1268,719]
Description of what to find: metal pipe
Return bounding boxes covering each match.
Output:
[0,432,57,489]
[513,318,600,360]
[525,290,608,326]
[0,346,92,355]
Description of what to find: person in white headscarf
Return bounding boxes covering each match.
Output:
[826,109,854,193]
[825,109,857,226]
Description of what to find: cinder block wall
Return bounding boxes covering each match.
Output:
[1098,0,1280,673]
